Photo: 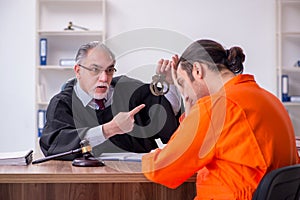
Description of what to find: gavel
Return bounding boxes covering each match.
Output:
[32,140,104,167]
[64,21,89,31]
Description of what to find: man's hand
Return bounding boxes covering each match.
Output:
[156,55,179,84]
[102,104,145,138]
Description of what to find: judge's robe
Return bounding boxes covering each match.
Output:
[39,75,180,160]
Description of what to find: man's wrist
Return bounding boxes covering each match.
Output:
[102,121,120,138]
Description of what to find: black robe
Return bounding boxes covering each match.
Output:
[39,75,180,160]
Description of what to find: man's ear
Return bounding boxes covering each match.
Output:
[192,62,205,79]
[74,64,80,79]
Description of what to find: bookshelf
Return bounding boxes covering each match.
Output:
[35,0,106,143]
[276,0,300,136]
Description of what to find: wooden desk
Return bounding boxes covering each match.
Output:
[0,158,196,200]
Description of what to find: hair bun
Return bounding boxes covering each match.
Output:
[225,47,245,74]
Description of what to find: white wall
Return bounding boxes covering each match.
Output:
[107,0,276,92]
[0,0,36,152]
[0,0,276,152]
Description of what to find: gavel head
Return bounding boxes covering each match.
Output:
[72,140,105,167]
[80,140,92,154]
[64,21,74,30]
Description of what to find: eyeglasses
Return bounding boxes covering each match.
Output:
[78,64,117,76]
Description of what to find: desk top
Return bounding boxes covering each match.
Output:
[0,155,196,184]
[0,159,149,183]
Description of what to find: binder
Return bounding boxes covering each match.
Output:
[290,96,300,102]
[37,110,46,137]
[40,38,47,65]
[281,75,290,102]
[59,59,76,66]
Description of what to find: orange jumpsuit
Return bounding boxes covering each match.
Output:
[142,74,299,200]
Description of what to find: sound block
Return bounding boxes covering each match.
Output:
[72,156,105,167]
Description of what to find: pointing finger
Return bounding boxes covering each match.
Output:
[129,104,146,116]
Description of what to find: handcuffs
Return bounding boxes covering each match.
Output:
[150,74,170,96]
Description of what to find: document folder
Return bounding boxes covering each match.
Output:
[40,38,47,65]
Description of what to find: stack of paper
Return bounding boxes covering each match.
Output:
[98,139,167,162]
[99,152,146,162]
[0,150,33,166]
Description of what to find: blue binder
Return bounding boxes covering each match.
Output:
[281,75,290,102]
[37,109,46,137]
[40,38,47,65]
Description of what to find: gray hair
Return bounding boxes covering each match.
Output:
[75,41,115,64]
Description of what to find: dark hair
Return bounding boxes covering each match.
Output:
[176,39,245,80]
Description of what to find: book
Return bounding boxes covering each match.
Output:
[98,152,146,162]
[155,138,167,149]
[37,109,46,137]
[40,38,47,65]
[290,96,300,102]
[295,136,300,146]
[0,150,33,166]
[37,84,46,103]
[281,75,290,102]
[59,59,76,66]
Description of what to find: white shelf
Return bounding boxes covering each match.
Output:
[280,0,300,4]
[38,30,103,36]
[35,0,106,141]
[281,67,300,72]
[283,102,300,107]
[280,32,300,37]
[38,0,105,32]
[40,0,103,2]
[38,66,74,70]
[37,101,49,106]
[277,0,300,136]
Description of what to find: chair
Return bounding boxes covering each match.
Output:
[252,164,300,200]
[61,77,76,91]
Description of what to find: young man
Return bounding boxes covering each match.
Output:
[39,41,181,160]
[142,39,299,199]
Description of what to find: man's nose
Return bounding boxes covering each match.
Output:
[97,70,108,81]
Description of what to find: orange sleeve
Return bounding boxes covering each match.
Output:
[142,98,217,188]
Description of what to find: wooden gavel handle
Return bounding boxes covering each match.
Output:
[32,148,82,164]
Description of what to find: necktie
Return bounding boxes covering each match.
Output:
[94,99,105,110]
